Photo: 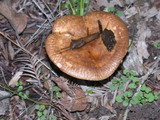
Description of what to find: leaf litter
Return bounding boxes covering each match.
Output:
[0,0,160,120]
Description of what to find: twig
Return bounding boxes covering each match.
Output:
[0,66,7,85]
[41,0,54,18]
[32,0,52,25]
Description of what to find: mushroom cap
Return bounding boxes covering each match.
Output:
[45,11,129,81]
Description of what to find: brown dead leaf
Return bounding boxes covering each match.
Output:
[137,23,151,63]
[9,71,23,87]
[61,86,88,112]
[143,7,158,20]
[0,0,27,34]
[97,0,124,8]
[53,77,88,112]
[0,37,9,60]
[0,91,10,115]
[8,41,15,60]
[124,6,138,18]
[123,45,144,75]
[53,77,74,97]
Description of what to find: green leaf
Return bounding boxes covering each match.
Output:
[116,11,123,17]
[53,86,59,92]
[35,105,40,110]
[50,115,57,120]
[136,92,143,100]
[140,99,147,104]
[116,94,123,103]
[148,96,155,102]
[121,75,128,83]
[43,110,48,116]
[37,111,42,117]
[22,94,28,99]
[108,7,115,12]
[15,82,19,87]
[144,93,154,102]
[143,87,152,93]
[118,83,124,90]
[153,42,160,49]
[141,84,147,91]
[109,84,117,91]
[153,92,159,100]
[84,0,90,4]
[123,100,129,106]
[40,115,46,120]
[144,93,151,98]
[18,92,23,97]
[128,83,137,89]
[145,87,152,93]
[126,91,133,97]
[15,81,23,86]
[130,97,139,104]
[56,92,62,98]
[17,86,23,91]
[19,81,23,86]
[111,78,119,84]
[87,89,94,94]
[129,76,139,83]
[25,90,30,96]
[123,69,137,76]
[144,93,155,102]
[39,105,45,111]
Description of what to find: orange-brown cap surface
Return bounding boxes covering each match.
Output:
[45,11,129,81]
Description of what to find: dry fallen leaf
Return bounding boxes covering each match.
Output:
[53,77,88,112]
[9,71,23,87]
[53,77,74,97]
[0,0,27,34]
[61,86,88,112]
[137,23,151,63]
[123,45,144,75]
[97,0,125,8]
[156,11,160,20]
[0,91,10,115]
[143,7,158,20]
[124,6,138,18]
[8,41,15,60]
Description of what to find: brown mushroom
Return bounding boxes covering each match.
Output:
[45,11,129,81]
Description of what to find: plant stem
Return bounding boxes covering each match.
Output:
[68,0,76,15]
[79,0,83,16]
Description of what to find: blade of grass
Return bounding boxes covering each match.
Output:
[68,0,76,15]
[79,0,84,16]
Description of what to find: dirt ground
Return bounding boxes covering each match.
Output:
[0,0,160,120]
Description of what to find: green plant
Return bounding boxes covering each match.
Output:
[15,81,29,99]
[153,42,160,49]
[107,7,123,17]
[35,105,57,120]
[109,70,159,106]
[131,84,158,104]
[109,75,128,91]
[62,0,90,16]
[87,89,94,94]
[16,81,23,91]
[53,86,62,98]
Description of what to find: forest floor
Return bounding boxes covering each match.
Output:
[0,0,160,120]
